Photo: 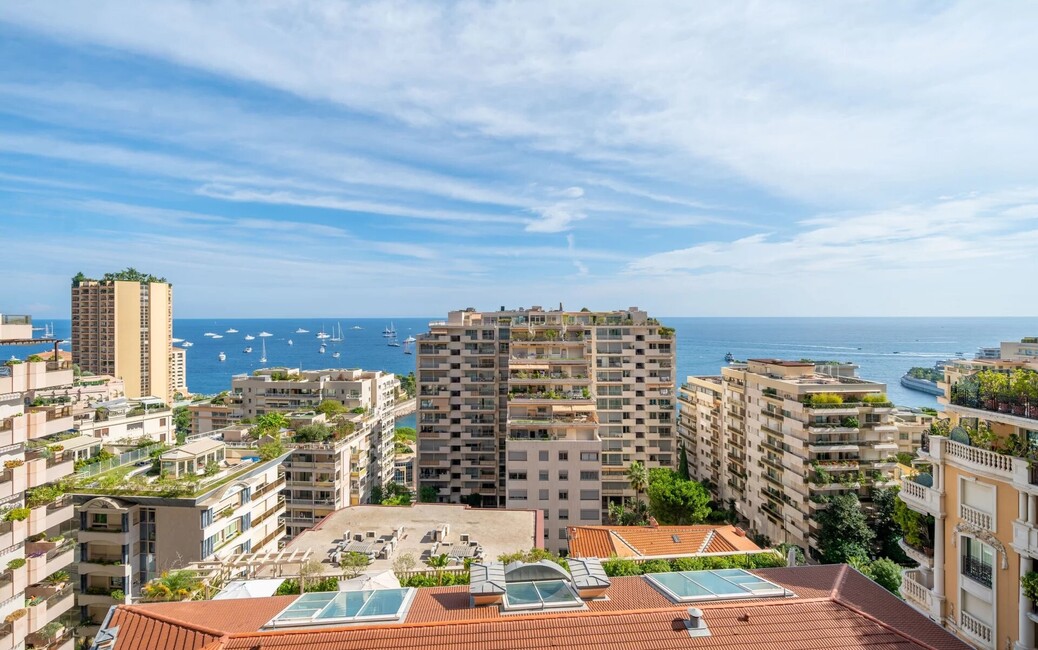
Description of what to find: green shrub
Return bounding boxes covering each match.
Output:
[110,589,125,601]
[863,393,890,404]
[601,557,642,577]
[1023,571,1038,602]
[7,558,26,570]
[3,507,30,522]
[638,559,672,574]
[810,393,844,406]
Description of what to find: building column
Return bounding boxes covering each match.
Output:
[934,514,946,597]
[1022,492,1030,522]
[1017,555,1035,650]
[1030,494,1038,526]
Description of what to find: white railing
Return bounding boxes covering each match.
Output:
[943,438,1015,477]
[900,570,933,610]
[899,477,942,517]
[959,504,993,532]
[960,611,993,645]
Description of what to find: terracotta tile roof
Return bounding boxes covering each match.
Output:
[104,565,969,650]
[567,524,760,558]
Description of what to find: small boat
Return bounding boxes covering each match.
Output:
[260,339,267,363]
[243,347,253,353]
[182,341,193,348]
[204,332,217,337]
[295,327,309,334]
[316,324,331,339]
[258,331,273,337]
[226,328,238,334]
[211,334,223,339]
[352,326,362,330]
[724,352,734,363]
[403,335,416,355]
[332,351,340,359]
[244,334,255,341]
[287,339,294,346]
[387,337,401,348]
[319,344,326,354]
[330,322,344,342]
[218,352,226,362]
[383,323,396,337]
[172,337,184,343]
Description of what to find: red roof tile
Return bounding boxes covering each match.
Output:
[105,565,969,650]
[567,524,760,558]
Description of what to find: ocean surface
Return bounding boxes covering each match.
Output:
[5,317,1038,412]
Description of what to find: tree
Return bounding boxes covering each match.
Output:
[626,461,648,498]
[254,412,289,436]
[646,468,711,525]
[316,399,346,417]
[339,552,369,578]
[293,423,332,443]
[871,486,907,562]
[369,484,384,505]
[298,557,325,595]
[395,427,416,443]
[848,556,901,594]
[258,439,285,461]
[172,406,191,445]
[392,552,417,575]
[607,499,648,525]
[815,493,875,564]
[397,372,416,398]
[141,570,202,601]
[419,486,438,503]
[677,446,690,481]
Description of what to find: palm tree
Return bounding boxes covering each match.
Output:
[141,569,202,601]
[626,461,648,500]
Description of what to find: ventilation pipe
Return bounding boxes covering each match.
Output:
[686,607,710,638]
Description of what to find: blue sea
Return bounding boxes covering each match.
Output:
[5,317,1037,413]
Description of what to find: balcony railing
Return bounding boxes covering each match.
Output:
[961,555,993,588]
[960,611,993,645]
[959,504,993,532]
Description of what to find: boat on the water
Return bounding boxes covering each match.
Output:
[319,343,326,354]
[204,332,217,337]
[243,347,253,353]
[295,327,309,334]
[226,328,238,333]
[352,326,362,330]
[383,323,396,337]
[181,341,193,347]
[172,337,184,343]
[332,351,340,358]
[211,334,223,339]
[287,339,293,346]
[724,352,734,363]
[218,352,226,362]
[244,334,255,341]
[330,322,344,342]
[403,335,416,355]
[258,331,273,337]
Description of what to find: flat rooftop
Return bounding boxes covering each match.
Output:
[282,504,540,574]
[97,565,969,650]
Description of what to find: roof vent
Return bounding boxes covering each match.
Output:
[671,534,681,544]
[686,607,710,638]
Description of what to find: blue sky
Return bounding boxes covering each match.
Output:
[2,2,1037,318]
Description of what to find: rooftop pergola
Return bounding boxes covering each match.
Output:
[192,548,315,581]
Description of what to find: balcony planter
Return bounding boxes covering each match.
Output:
[1023,571,1038,602]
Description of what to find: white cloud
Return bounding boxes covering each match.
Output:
[525,204,586,233]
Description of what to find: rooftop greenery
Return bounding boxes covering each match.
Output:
[72,268,168,286]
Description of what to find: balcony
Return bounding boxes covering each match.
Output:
[26,541,75,584]
[0,517,26,550]
[27,498,74,538]
[898,476,944,518]
[26,585,74,635]
[0,415,27,447]
[961,555,993,589]
[0,563,28,602]
[26,453,74,489]
[959,611,993,647]
[898,539,934,569]
[928,436,1017,482]
[900,568,941,621]
[0,465,27,500]
[959,504,993,532]
[1013,519,1038,558]
[25,406,74,440]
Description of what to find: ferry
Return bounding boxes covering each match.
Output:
[899,362,947,396]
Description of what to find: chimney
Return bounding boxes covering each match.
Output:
[648,516,659,529]
[786,547,798,567]
[685,607,710,638]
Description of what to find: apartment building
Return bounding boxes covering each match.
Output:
[73,397,174,445]
[188,399,243,435]
[71,272,176,403]
[416,306,675,553]
[678,360,907,555]
[230,368,398,538]
[898,338,1038,649]
[0,314,77,650]
[170,347,187,398]
[72,440,288,637]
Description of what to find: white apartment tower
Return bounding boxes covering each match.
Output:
[416,306,676,552]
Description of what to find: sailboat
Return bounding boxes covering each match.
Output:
[287,339,293,346]
[260,338,267,363]
[330,322,343,342]
[383,323,396,337]
[403,335,416,355]
[244,334,255,341]
[387,333,401,348]
[218,352,226,362]
[319,343,326,354]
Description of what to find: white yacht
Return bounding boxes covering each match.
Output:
[218,352,226,362]
[332,351,340,359]
[258,331,273,337]
[204,332,217,337]
[226,328,238,334]
[287,339,293,346]
[351,326,362,330]
[181,341,193,348]
[172,337,184,343]
[243,347,253,354]
[330,322,344,342]
[211,334,223,339]
[319,343,326,354]
[244,334,255,341]
[295,327,309,334]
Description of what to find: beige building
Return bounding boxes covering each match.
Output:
[73,397,174,445]
[71,273,176,403]
[678,359,908,555]
[170,347,187,398]
[416,307,675,553]
[898,338,1038,649]
[188,399,244,435]
[0,314,77,650]
[72,440,288,636]
[228,368,398,539]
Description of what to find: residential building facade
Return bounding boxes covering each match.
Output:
[0,315,77,650]
[71,274,176,403]
[899,338,1038,649]
[170,347,187,398]
[678,359,907,555]
[73,440,288,637]
[416,307,676,553]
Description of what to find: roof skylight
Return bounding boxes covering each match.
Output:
[503,579,583,611]
[644,569,788,603]
[267,588,416,628]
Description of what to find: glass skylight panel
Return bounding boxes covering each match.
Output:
[643,569,788,602]
[268,588,416,628]
[503,580,582,610]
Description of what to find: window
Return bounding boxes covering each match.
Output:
[580,471,599,481]
[508,472,528,481]
[558,451,568,461]
[508,490,528,501]
[579,489,600,501]
[559,528,568,540]
[558,490,569,500]
[539,470,549,481]
[92,513,108,525]
[579,451,599,461]
[558,509,569,520]
[539,489,549,500]
[538,450,549,462]
[962,537,994,588]
[579,509,599,521]
[508,451,528,462]
[558,471,569,481]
